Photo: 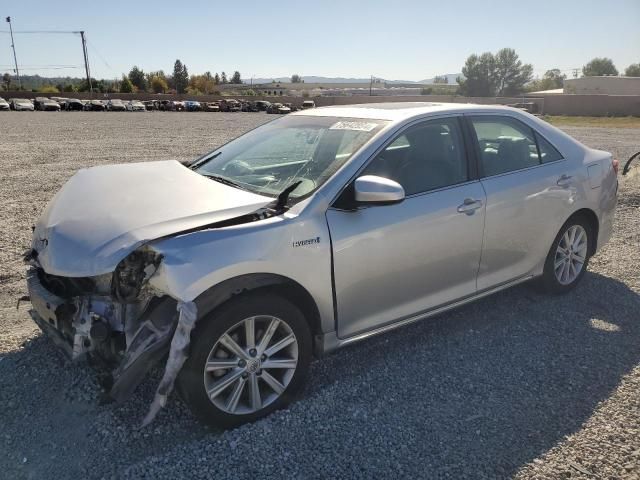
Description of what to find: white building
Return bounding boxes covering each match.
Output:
[564,76,640,95]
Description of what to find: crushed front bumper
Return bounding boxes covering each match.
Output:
[26,268,89,359]
[25,266,197,425]
[29,309,74,357]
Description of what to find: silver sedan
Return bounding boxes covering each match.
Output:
[26,102,618,427]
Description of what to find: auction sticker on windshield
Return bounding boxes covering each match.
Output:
[329,121,379,132]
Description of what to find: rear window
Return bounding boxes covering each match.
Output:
[535,133,563,163]
[469,116,564,176]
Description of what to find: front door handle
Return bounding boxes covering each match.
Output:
[557,174,573,187]
[457,198,483,215]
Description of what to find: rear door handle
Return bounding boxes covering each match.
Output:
[557,174,573,187]
[457,198,483,215]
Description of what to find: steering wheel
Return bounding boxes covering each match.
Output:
[222,160,254,176]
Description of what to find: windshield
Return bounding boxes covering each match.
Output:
[192,115,388,199]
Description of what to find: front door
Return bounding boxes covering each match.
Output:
[326,116,486,339]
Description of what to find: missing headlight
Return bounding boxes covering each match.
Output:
[112,249,163,302]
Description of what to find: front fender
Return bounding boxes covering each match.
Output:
[147,213,335,334]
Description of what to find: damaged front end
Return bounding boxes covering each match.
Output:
[25,246,193,424]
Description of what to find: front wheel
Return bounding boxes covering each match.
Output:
[538,216,593,294]
[177,293,312,428]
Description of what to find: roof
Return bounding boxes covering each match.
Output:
[527,88,564,95]
[291,102,523,121]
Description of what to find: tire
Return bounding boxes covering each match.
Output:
[177,292,312,428]
[537,215,593,294]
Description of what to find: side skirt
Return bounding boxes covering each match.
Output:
[319,275,534,354]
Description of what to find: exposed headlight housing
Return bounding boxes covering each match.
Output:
[112,248,163,302]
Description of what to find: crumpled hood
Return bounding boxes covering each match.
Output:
[33,160,272,277]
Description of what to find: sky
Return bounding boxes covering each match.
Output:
[1,0,639,82]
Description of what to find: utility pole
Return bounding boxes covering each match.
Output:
[79,31,93,95]
[5,16,21,90]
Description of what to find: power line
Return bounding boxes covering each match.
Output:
[0,64,82,67]
[0,66,83,71]
[86,38,112,71]
[1,23,92,91]
[0,30,80,34]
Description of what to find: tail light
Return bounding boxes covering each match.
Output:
[612,158,619,175]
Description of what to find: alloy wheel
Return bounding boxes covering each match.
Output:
[203,315,299,415]
[554,224,588,285]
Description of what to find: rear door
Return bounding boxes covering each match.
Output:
[466,114,575,290]
[327,116,486,338]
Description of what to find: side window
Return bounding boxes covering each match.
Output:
[470,116,540,176]
[363,117,468,195]
[536,133,563,163]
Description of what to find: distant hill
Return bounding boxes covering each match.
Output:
[5,73,464,90]
[249,74,463,85]
[250,76,371,84]
[419,74,462,84]
[2,74,85,90]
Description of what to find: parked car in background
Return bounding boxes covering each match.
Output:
[23,103,618,428]
[219,99,241,112]
[246,101,261,112]
[50,97,68,106]
[84,100,106,112]
[9,98,35,111]
[34,97,61,111]
[143,100,156,111]
[284,103,298,112]
[126,100,146,112]
[255,100,271,111]
[301,100,316,109]
[184,100,202,112]
[267,102,291,114]
[203,102,220,112]
[106,99,127,111]
[158,100,177,111]
[174,101,185,111]
[64,99,85,111]
[0,97,11,110]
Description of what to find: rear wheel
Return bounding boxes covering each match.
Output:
[177,293,311,428]
[538,216,593,294]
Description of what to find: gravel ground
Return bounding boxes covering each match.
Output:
[0,112,638,480]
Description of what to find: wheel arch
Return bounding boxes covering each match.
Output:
[193,273,323,354]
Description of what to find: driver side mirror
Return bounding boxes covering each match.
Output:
[354,175,405,205]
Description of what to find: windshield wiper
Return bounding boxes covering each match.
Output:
[190,151,221,169]
[271,180,303,212]
[202,173,250,191]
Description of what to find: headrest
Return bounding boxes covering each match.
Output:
[406,126,448,154]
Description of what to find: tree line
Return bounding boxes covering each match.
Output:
[118,60,242,94]
[0,59,244,94]
[2,53,639,96]
[458,50,639,97]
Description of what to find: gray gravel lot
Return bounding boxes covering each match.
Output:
[0,112,638,479]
